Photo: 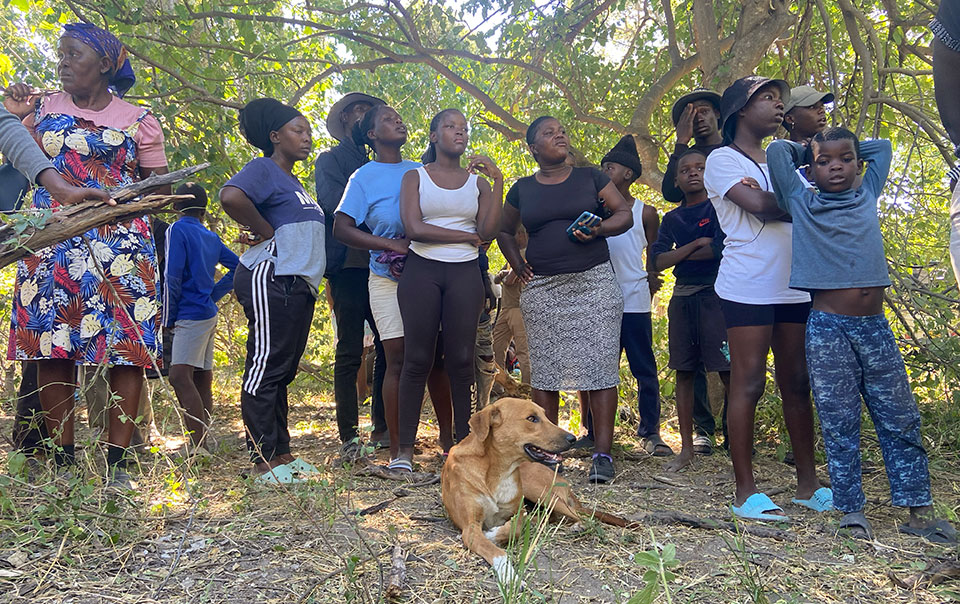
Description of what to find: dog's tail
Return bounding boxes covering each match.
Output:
[583,508,643,530]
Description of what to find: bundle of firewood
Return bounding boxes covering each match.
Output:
[0,163,209,269]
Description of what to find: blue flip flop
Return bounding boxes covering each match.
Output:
[285,458,320,475]
[792,487,834,512]
[731,493,790,522]
[254,464,305,485]
[387,458,413,472]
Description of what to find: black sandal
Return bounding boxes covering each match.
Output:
[838,511,874,541]
[899,519,958,545]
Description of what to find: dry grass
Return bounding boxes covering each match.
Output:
[1,368,959,604]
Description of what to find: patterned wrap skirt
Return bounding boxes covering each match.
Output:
[520,261,623,391]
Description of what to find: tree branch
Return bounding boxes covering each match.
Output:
[692,0,721,84]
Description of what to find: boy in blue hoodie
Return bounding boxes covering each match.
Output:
[766,128,955,543]
[164,183,239,451]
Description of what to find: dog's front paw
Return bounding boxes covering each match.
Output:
[492,555,525,591]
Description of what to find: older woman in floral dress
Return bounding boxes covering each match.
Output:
[3,22,170,488]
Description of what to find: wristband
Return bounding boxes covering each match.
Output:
[949,164,960,184]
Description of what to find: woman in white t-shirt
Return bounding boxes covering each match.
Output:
[704,76,829,521]
[395,109,503,470]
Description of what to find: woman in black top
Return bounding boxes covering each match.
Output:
[498,116,632,484]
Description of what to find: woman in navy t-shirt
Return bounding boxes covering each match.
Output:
[220,98,326,484]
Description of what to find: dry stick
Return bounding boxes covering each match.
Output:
[296,546,392,604]
[384,544,406,599]
[652,474,684,488]
[0,163,209,269]
[31,533,68,595]
[353,458,439,486]
[151,500,199,598]
[643,511,794,541]
[356,489,411,516]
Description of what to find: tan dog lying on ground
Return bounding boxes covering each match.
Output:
[441,397,635,585]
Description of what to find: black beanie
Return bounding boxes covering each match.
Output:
[601,135,642,179]
[238,98,304,157]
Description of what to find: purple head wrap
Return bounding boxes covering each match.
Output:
[62,23,136,97]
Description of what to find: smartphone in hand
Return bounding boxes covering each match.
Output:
[566,211,602,241]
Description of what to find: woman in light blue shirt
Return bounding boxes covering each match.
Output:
[335,105,454,469]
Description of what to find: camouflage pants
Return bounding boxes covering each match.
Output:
[474,314,496,411]
[806,310,932,513]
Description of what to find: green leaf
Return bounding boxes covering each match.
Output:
[633,550,660,567]
[627,581,658,604]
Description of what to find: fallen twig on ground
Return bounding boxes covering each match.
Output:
[643,510,794,541]
[353,460,439,486]
[356,488,412,516]
[385,544,406,599]
[652,474,685,488]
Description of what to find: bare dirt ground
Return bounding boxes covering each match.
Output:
[1,371,958,604]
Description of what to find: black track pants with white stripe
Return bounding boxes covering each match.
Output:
[235,262,316,464]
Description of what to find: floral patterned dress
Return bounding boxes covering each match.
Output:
[8,98,162,367]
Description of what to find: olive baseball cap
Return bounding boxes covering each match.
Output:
[784,85,835,113]
[720,76,791,141]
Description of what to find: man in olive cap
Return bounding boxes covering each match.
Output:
[314,92,388,457]
[783,85,834,143]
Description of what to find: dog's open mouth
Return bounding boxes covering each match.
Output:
[524,444,564,466]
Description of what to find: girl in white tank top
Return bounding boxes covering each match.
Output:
[408,166,480,262]
[393,109,503,470]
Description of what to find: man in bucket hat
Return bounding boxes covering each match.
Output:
[704,75,829,522]
[315,92,389,458]
[662,89,724,204]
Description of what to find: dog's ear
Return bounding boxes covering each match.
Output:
[468,405,498,442]
[456,405,501,457]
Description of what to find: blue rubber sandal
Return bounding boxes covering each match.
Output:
[254,464,305,485]
[792,487,834,512]
[731,493,790,522]
[387,458,413,473]
[285,458,320,475]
